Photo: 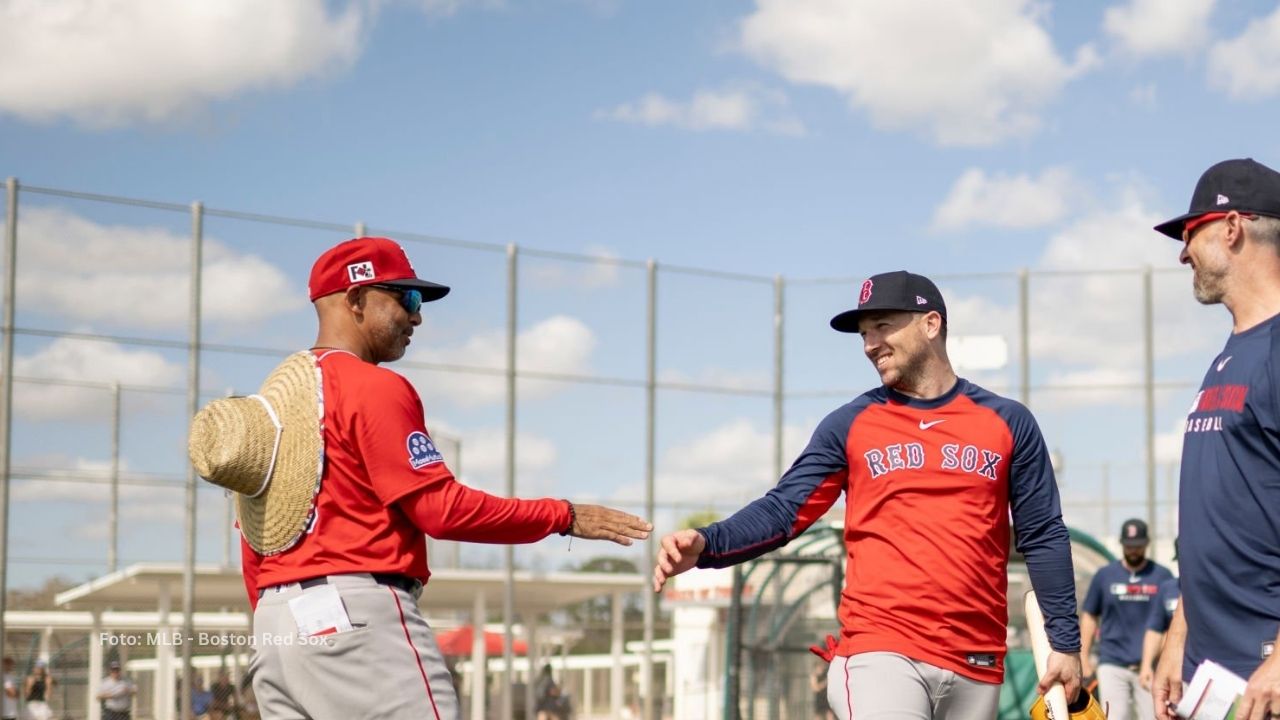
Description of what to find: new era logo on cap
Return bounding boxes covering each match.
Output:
[916,296,927,305]
[1217,194,1230,205]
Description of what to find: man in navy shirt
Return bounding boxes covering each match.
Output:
[1151,158,1280,720]
[1081,519,1172,720]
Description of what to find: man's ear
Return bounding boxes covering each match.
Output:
[923,311,944,340]
[1225,211,1250,252]
[345,286,367,316]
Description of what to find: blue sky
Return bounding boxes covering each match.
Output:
[2,0,1279,587]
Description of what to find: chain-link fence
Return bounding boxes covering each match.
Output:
[0,177,1219,717]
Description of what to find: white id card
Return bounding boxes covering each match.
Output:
[287,584,354,637]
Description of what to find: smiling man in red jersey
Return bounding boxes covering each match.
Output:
[653,270,1082,720]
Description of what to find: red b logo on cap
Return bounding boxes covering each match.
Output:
[859,279,874,305]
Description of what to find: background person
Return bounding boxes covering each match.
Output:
[97,660,136,720]
[1080,518,1172,720]
[21,661,52,720]
[2,658,17,720]
[207,671,236,720]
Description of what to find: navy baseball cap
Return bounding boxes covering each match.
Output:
[1154,158,1280,239]
[830,271,947,333]
[1119,518,1149,547]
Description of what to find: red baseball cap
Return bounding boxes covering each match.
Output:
[308,237,450,302]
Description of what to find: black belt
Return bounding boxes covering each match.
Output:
[258,573,422,599]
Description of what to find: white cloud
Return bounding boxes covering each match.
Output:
[1155,410,1195,465]
[409,0,508,16]
[409,315,596,407]
[1103,0,1216,57]
[645,418,814,506]
[932,167,1077,231]
[1207,6,1280,98]
[1039,367,1142,407]
[1030,194,1205,367]
[526,245,623,290]
[10,457,187,541]
[658,368,771,393]
[14,337,185,420]
[0,0,365,127]
[932,177,1221,410]
[738,0,1098,146]
[437,426,560,496]
[597,85,805,135]
[19,206,305,329]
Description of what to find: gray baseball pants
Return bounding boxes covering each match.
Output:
[1097,663,1154,720]
[826,652,1001,720]
[250,573,459,720]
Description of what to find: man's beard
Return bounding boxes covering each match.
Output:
[1192,264,1226,305]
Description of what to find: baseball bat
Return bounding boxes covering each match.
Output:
[1025,590,1070,720]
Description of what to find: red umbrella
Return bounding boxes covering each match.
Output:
[434,626,529,656]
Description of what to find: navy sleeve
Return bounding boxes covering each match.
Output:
[696,401,859,568]
[1002,403,1082,653]
[1146,579,1178,633]
[1082,570,1104,616]
[1145,589,1167,633]
[1264,325,1280,434]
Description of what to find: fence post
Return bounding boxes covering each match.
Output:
[0,177,20,660]
[1143,267,1156,556]
[180,200,204,720]
[110,382,121,572]
[501,243,518,720]
[1019,268,1030,407]
[643,259,657,720]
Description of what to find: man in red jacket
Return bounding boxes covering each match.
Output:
[191,236,650,720]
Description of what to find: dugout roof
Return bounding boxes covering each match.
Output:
[54,562,646,615]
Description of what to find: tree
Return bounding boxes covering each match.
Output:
[679,510,721,530]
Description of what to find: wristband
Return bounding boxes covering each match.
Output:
[559,501,576,536]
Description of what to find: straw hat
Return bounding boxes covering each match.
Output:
[188,351,324,555]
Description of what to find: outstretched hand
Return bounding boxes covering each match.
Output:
[652,529,706,592]
[568,504,651,546]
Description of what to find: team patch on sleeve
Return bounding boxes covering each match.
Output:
[407,431,444,469]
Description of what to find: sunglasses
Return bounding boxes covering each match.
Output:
[1183,211,1257,238]
[368,284,423,315]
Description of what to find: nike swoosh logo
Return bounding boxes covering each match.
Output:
[919,419,946,430]
[1217,356,1232,372]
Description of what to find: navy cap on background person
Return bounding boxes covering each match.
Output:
[1154,158,1280,239]
[830,270,947,333]
[1119,518,1149,547]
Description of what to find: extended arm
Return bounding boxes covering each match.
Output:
[1152,602,1187,720]
[1140,629,1164,690]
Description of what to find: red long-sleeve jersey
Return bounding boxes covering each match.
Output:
[241,349,569,608]
[697,380,1079,683]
